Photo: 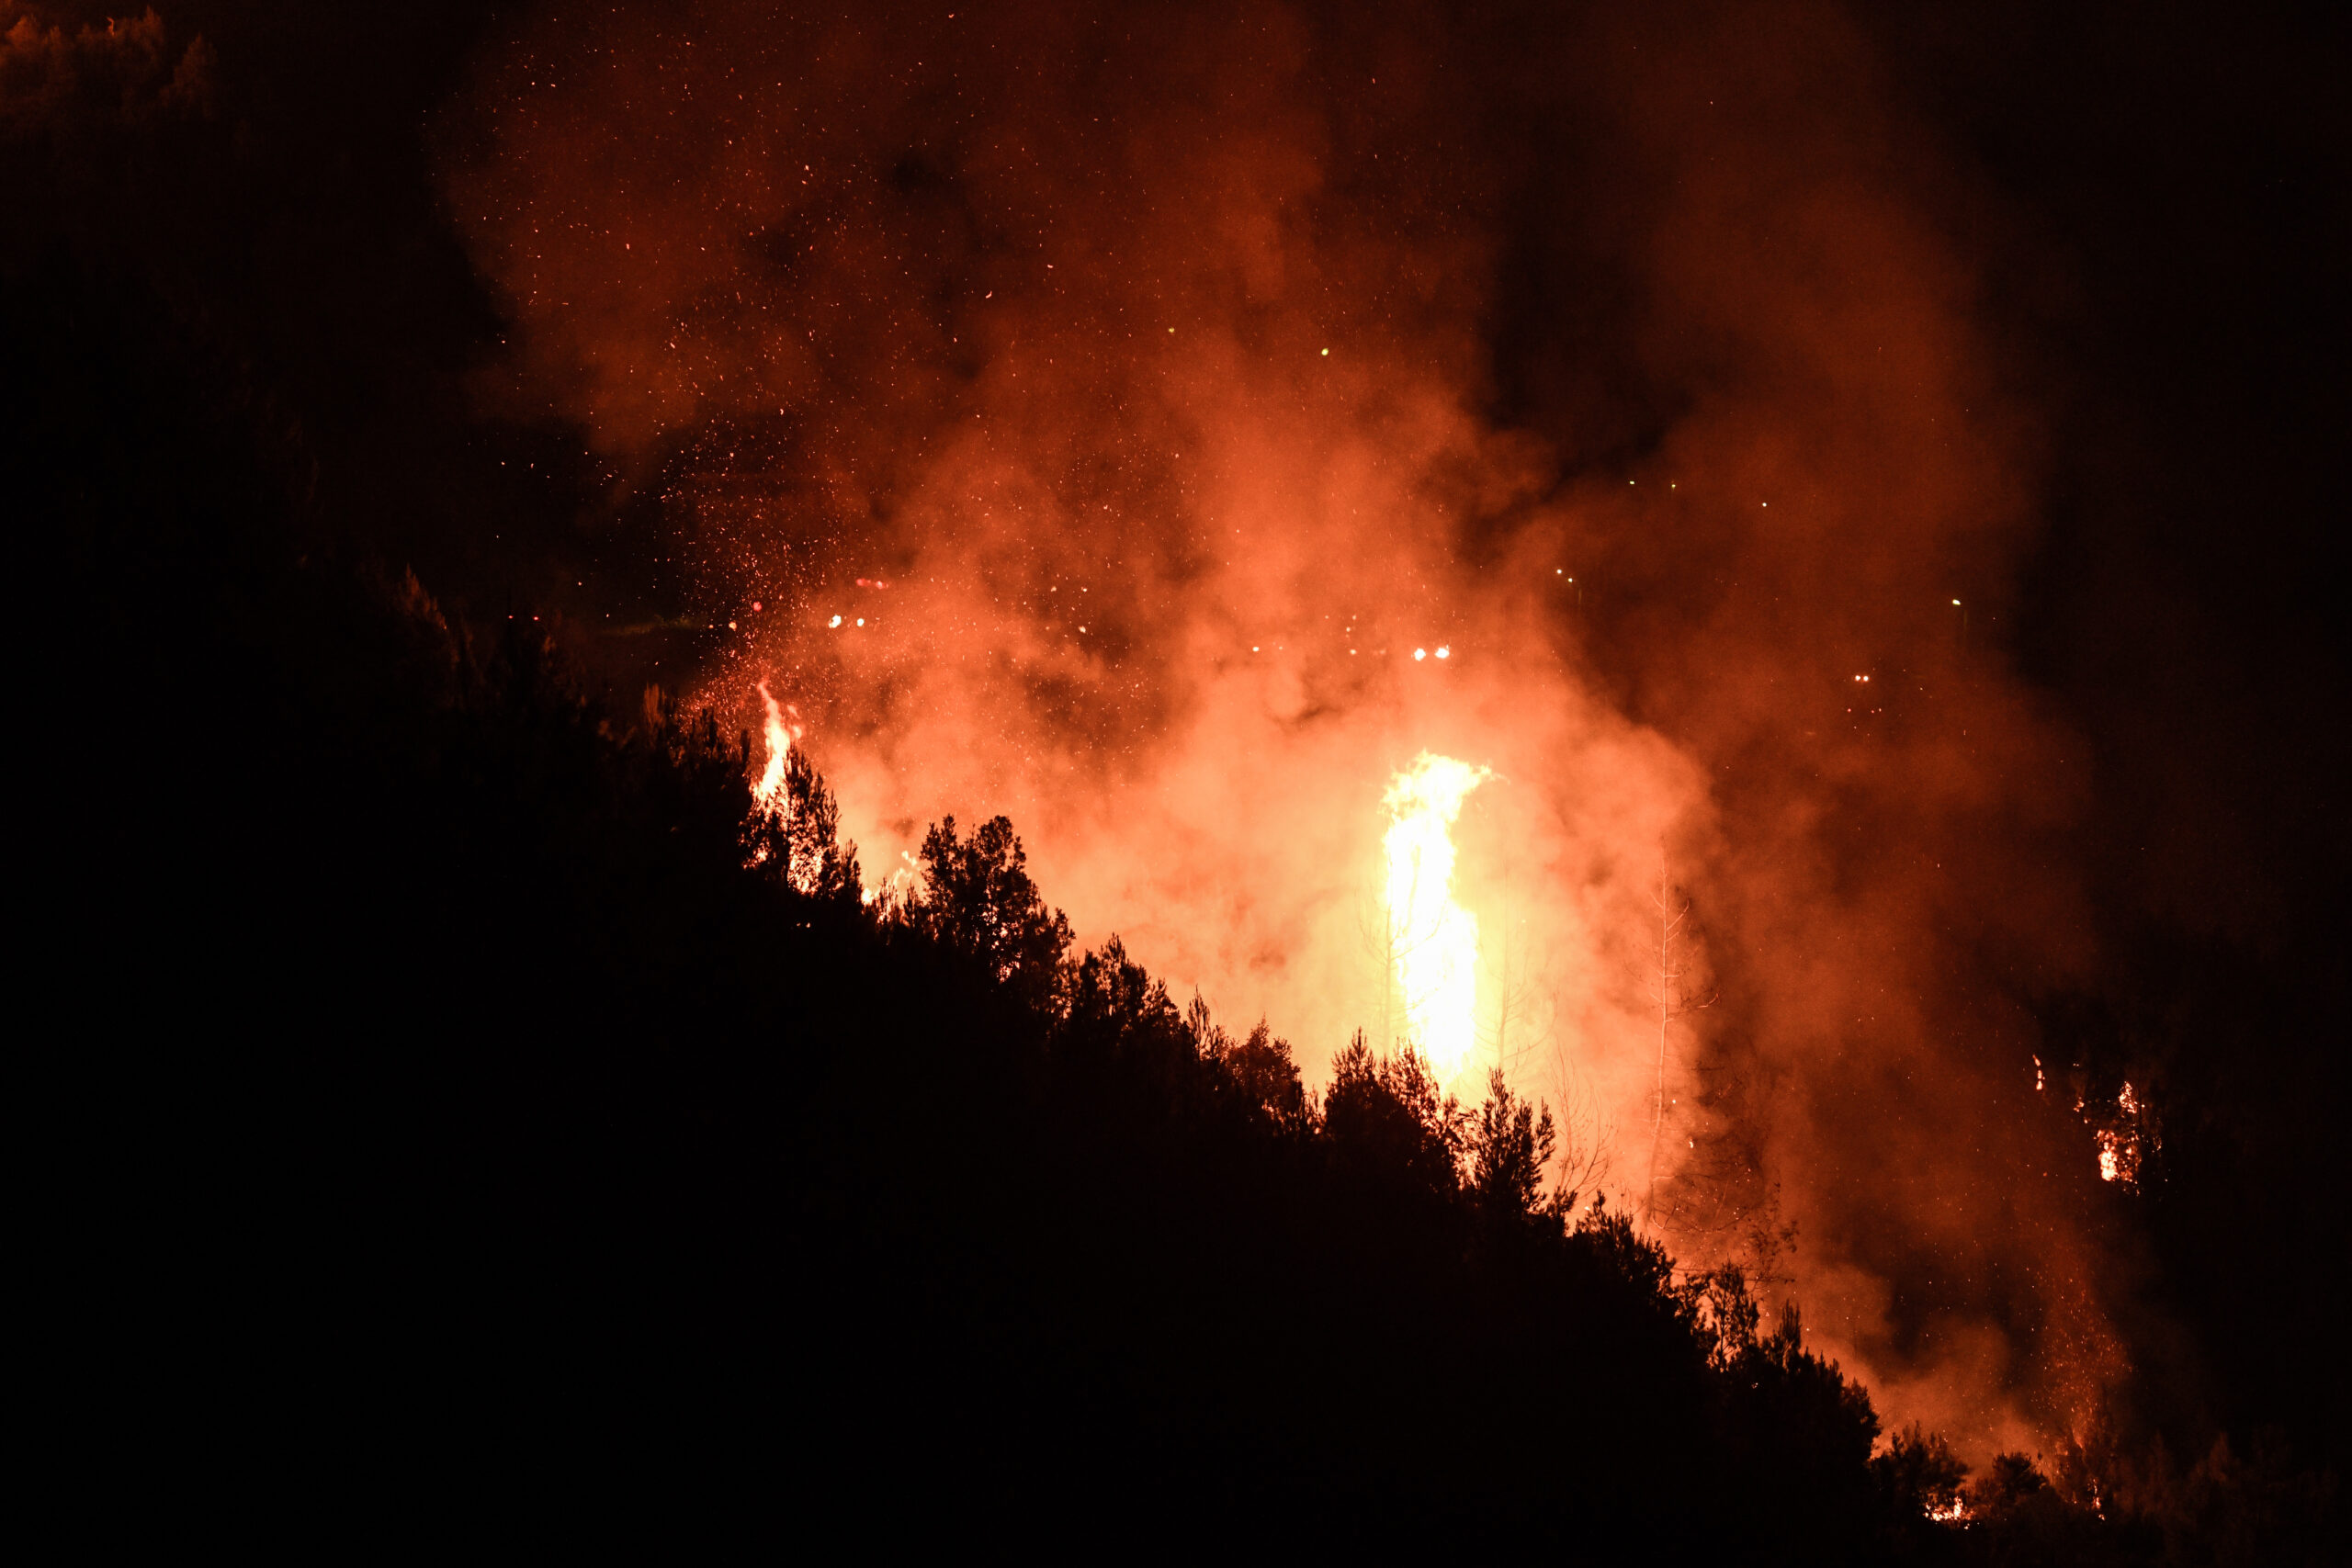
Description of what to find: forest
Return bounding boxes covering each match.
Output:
[14,253,2329,1560]
[11,4,2343,1558]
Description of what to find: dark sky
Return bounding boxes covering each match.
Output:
[9,0,2346,1464]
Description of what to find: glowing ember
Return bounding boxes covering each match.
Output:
[2090,1080,2153,1188]
[1382,752,1491,1080]
[752,680,801,818]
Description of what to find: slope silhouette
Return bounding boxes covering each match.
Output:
[17,236,2337,1563]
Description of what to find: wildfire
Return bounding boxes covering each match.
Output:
[752,680,801,818]
[1382,751,1491,1081]
[2091,1080,2154,1189]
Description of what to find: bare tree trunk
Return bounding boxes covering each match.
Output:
[1494,874,1510,1075]
[1644,852,1709,1224]
[1646,874,1674,1220]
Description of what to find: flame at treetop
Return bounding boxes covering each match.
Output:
[1383,752,1491,1082]
[752,681,801,818]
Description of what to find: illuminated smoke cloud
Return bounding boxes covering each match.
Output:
[442,0,2124,1458]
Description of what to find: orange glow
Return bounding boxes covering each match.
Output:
[2095,1082,2147,1187]
[447,0,2139,1462]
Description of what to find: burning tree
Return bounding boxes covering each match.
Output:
[744,754,863,908]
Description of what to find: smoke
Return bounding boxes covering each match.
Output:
[441,0,2127,1457]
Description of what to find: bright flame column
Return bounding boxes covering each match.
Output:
[753,680,801,816]
[1383,751,1490,1080]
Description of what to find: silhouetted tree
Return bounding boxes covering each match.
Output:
[1323,1033,1466,1201]
[1742,1302,1882,1472]
[1873,1422,1971,1520]
[902,814,1072,1010]
[1062,934,1204,1104]
[1187,996,1311,1131]
[1467,1066,1556,1220]
[1567,1195,1678,1302]
[1680,1262,1767,1371]
[1972,1451,2054,1522]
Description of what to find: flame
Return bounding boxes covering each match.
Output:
[753,680,801,817]
[2091,1080,2151,1188]
[1382,752,1491,1081]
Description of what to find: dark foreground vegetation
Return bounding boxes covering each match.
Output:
[16,249,2339,1562]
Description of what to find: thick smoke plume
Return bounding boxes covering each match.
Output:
[443,0,2125,1457]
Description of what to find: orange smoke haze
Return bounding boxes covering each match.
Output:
[442,0,2127,1458]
